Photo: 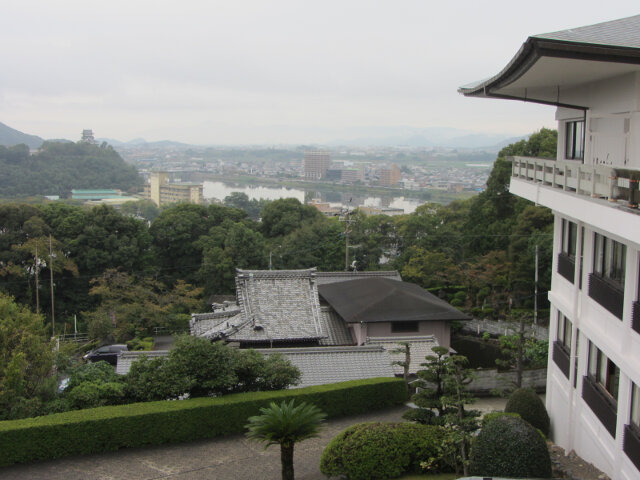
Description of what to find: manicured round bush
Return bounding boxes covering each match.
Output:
[505,387,550,436]
[319,422,448,480]
[481,411,520,427]
[470,415,552,478]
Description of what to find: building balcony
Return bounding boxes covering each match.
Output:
[633,301,640,336]
[623,424,640,472]
[582,376,618,437]
[557,252,575,283]
[510,156,640,209]
[588,273,624,320]
[552,341,571,379]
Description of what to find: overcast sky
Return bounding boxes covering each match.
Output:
[2,1,639,145]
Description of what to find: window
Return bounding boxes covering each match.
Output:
[593,233,626,287]
[631,383,640,431]
[557,313,572,351]
[565,120,585,160]
[391,321,419,333]
[561,220,577,258]
[588,342,620,402]
[573,329,580,388]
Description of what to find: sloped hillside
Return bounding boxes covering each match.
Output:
[0,122,44,149]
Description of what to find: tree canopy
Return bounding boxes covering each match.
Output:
[0,142,142,197]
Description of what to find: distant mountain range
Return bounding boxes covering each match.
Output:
[96,137,192,149]
[0,121,526,151]
[0,122,44,149]
[327,126,525,150]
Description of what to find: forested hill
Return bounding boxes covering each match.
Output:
[0,121,44,149]
[0,142,143,197]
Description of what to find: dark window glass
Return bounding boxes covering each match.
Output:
[593,233,626,287]
[588,341,620,402]
[391,321,419,333]
[562,219,577,257]
[632,383,640,430]
[557,312,572,350]
[565,120,585,160]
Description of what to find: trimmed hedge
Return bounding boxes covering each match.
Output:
[320,422,447,480]
[0,377,406,467]
[470,415,552,479]
[504,387,550,436]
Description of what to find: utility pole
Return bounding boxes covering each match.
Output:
[49,234,55,338]
[534,244,539,326]
[344,199,353,271]
[34,243,40,314]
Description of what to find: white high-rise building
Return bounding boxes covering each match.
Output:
[460,16,640,480]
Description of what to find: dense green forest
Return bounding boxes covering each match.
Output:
[0,142,143,197]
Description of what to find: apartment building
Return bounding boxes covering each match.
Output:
[143,172,203,206]
[378,164,401,186]
[303,151,331,179]
[460,16,640,479]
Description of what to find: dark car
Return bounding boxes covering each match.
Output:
[83,344,128,366]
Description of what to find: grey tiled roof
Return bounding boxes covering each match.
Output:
[257,346,395,388]
[232,269,324,341]
[319,307,353,346]
[190,308,241,337]
[366,335,439,375]
[315,270,402,285]
[116,350,170,375]
[534,15,640,48]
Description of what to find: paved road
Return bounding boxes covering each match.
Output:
[0,398,510,480]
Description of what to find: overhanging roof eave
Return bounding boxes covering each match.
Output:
[458,36,640,101]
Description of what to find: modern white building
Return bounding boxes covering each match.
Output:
[460,16,640,480]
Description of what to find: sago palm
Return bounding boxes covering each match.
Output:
[245,400,326,480]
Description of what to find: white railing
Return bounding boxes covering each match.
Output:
[510,156,639,208]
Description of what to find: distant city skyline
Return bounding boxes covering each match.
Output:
[2,1,639,145]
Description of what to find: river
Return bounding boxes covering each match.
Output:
[202,181,426,214]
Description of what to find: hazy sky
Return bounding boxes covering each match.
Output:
[2,1,639,145]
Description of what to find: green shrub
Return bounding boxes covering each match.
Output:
[66,382,125,409]
[402,408,435,424]
[0,377,405,467]
[481,411,520,427]
[469,415,552,478]
[126,337,154,351]
[319,422,448,480]
[65,361,120,391]
[504,387,550,436]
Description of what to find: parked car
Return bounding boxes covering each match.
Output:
[83,344,128,366]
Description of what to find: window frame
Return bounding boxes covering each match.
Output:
[557,313,572,352]
[561,219,578,258]
[588,341,620,402]
[565,120,585,160]
[593,233,626,288]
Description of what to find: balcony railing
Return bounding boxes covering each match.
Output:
[588,273,624,320]
[510,156,640,208]
[582,376,618,437]
[552,341,571,379]
[633,301,640,335]
[557,253,575,283]
[623,424,640,472]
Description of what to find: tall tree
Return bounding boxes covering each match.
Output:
[0,293,56,420]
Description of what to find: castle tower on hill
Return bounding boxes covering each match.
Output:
[80,129,95,144]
